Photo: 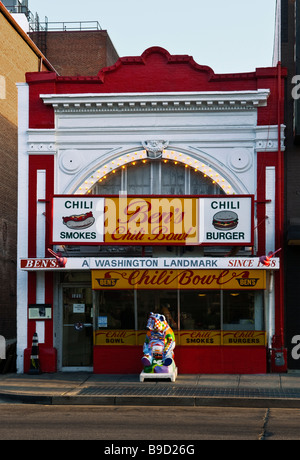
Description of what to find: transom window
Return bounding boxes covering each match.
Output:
[91,160,225,195]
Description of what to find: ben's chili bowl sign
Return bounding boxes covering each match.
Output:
[51,195,253,245]
[199,196,253,245]
[104,196,197,244]
[91,269,266,290]
[20,257,280,270]
[52,196,105,244]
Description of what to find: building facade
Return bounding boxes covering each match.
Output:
[274,0,300,371]
[17,46,286,374]
[0,2,53,360]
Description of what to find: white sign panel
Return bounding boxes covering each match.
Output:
[199,197,253,245]
[52,196,105,244]
[20,256,280,270]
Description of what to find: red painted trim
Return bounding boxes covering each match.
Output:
[27,155,55,350]
[26,47,287,129]
[93,345,267,374]
[27,272,36,349]
[44,272,54,347]
[28,156,55,257]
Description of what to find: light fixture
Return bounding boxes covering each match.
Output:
[73,149,235,195]
[259,248,282,266]
[48,248,67,268]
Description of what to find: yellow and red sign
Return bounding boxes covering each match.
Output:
[95,330,137,346]
[94,330,266,346]
[179,330,221,345]
[91,269,266,290]
[51,195,254,246]
[222,331,266,346]
[104,196,198,244]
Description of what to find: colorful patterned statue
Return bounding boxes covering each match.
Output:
[141,312,176,374]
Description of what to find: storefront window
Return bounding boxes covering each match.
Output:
[180,291,221,330]
[97,291,135,329]
[94,289,264,333]
[223,291,264,331]
[137,290,178,330]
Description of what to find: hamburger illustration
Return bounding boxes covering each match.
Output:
[212,210,238,231]
[62,211,95,230]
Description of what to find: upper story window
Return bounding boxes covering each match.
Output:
[91,160,225,195]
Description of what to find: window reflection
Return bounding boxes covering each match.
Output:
[95,289,264,332]
[180,291,221,330]
[97,291,135,329]
[137,290,178,330]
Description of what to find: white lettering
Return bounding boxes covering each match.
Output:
[291,335,300,360]
[292,75,300,100]
[104,444,139,457]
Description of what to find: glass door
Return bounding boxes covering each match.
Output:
[62,286,93,368]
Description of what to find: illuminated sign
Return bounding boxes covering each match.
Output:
[51,195,254,246]
[52,196,105,244]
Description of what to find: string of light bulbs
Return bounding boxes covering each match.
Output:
[74,149,235,195]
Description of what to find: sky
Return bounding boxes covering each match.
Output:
[28,0,277,74]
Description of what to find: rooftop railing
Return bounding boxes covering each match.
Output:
[29,21,102,32]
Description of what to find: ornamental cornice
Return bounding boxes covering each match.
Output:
[41,90,270,114]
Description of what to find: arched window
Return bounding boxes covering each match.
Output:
[91,160,225,195]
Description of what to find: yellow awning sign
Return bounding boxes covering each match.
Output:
[92,269,266,290]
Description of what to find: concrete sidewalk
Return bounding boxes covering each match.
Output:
[1,372,300,408]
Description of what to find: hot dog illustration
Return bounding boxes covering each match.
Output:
[62,211,95,229]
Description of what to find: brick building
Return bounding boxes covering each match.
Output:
[29,27,119,76]
[0,1,54,361]
[274,0,300,370]
[17,46,286,375]
[0,1,119,371]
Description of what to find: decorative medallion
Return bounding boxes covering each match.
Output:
[142,140,169,159]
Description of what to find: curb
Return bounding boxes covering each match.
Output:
[0,392,52,405]
[2,392,300,408]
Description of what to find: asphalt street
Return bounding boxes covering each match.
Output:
[1,404,300,440]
